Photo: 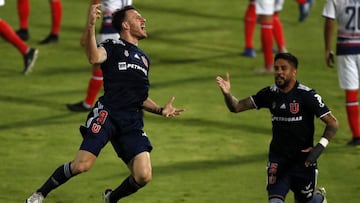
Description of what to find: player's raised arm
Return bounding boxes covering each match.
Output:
[85,3,107,65]
[216,72,255,113]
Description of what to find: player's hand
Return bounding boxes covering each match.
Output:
[303,144,325,167]
[88,4,102,28]
[162,97,184,117]
[325,51,335,68]
[216,72,231,94]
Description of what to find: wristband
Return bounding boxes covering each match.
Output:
[319,137,329,148]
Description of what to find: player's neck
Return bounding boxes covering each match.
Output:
[120,33,139,46]
[280,79,296,93]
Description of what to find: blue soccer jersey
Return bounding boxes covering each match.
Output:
[98,39,150,111]
[251,82,331,162]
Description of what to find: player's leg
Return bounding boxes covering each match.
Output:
[39,0,62,44]
[272,12,286,53]
[242,0,257,57]
[259,14,273,71]
[292,167,326,203]
[273,0,287,53]
[25,103,111,202]
[337,55,360,145]
[345,89,360,145]
[297,0,312,22]
[255,0,275,73]
[16,0,30,40]
[105,119,153,203]
[267,162,289,203]
[105,152,152,202]
[0,19,38,75]
[25,150,97,202]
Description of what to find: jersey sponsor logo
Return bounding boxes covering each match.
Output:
[118,62,127,70]
[127,63,148,76]
[289,102,299,114]
[117,62,148,76]
[124,50,129,57]
[272,115,303,122]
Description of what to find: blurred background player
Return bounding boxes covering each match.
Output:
[0,1,38,75]
[66,0,133,112]
[242,0,287,74]
[16,0,62,44]
[242,0,257,57]
[323,0,360,146]
[297,0,313,22]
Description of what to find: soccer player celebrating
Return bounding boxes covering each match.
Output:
[25,5,184,203]
[67,0,133,112]
[323,0,360,145]
[216,53,337,203]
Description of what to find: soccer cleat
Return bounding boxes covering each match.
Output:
[347,138,360,146]
[66,101,92,112]
[23,48,39,75]
[39,34,59,44]
[16,29,30,41]
[241,47,256,58]
[103,189,113,203]
[314,187,327,203]
[25,192,44,203]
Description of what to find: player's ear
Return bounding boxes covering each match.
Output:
[293,67,298,76]
[122,21,130,30]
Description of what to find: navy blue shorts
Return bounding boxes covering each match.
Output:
[266,159,318,202]
[79,102,153,164]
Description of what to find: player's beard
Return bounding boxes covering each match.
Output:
[275,76,290,89]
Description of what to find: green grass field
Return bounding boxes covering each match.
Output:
[1,0,360,202]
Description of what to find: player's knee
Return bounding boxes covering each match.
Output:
[71,161,93,174]
[134,169,152,185]
[269,197,284,203]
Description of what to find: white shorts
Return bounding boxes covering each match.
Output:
[337,55,360,90]
[255,0,284,15]
[97,33,120,44]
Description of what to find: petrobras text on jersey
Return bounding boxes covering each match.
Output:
[272,116,303,122]
[118,62,148,76]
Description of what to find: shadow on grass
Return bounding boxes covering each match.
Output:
[100,153,268,179]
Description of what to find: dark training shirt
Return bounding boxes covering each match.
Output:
[251,82,331,163]
[98,39,150,112]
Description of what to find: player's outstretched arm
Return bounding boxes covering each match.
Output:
[143,97,184,117]
[216,72,255,113]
